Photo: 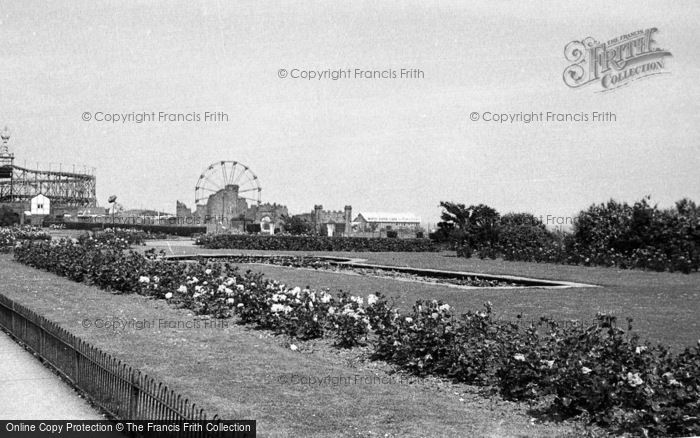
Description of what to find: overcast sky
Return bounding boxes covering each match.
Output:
[1,1,698,226]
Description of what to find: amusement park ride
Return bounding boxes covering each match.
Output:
[194,160,262,208]
[0,127,96,208]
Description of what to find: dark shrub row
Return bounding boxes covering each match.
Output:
[195,234,438,252]
[435,198,700,273]
[48,221,205,237]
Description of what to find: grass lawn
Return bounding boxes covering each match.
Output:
[0,254,583,438]
[145,242,700,350]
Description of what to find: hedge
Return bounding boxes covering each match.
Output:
[195,234,438,252]
[49,221,205,237]
[438,198,700,273]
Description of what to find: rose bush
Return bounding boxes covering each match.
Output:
[0,226,50,253]
[77,228,147,249]
[12,239,373,346]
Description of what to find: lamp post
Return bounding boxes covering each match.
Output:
[108,195,117,228]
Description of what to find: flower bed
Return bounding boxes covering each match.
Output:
[195,234,438,252]
[13,240,375,346]
[0,226,51,253]
[200,255,521,287]
[12,239,700,436]
[77,228,149,249]
[196,254,335,269]
[338,266,520,288]
[54,221,206,237]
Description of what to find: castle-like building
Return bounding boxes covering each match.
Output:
[294,205,353,236]
[177,184,287,233]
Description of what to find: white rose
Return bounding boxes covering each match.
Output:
[626,372,643,387]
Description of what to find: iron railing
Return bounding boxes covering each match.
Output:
[0,293,220,429]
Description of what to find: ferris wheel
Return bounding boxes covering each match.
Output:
[194,161,262,206]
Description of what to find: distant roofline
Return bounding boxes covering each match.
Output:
[355,212,421,223]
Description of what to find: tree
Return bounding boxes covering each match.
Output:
[281,214,314,235]
[0,206,19,226]
[432,202,468,243]
[497,213,558,261]
[675,198,699,217]
[435,202,500,248]
[467,204,500,246]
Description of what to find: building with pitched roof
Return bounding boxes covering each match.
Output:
[353,212,421,232]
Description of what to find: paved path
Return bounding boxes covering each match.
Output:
[0,331,103,420]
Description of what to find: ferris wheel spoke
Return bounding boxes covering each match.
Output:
[229,163,237,185]
[201,175,223,191]
[237,187,259,193]
[221,165,228,186]
[233,167,250,185]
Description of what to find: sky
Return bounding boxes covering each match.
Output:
[1,0,699,227]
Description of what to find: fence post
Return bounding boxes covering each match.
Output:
[73,338,80,384]
[128,369,139,419]
[10,300,16,335]
[39,317,45,359]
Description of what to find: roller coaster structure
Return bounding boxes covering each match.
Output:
[0,128,96,208]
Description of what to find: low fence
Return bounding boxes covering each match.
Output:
[0,294,220,427]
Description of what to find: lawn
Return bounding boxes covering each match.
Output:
[145,242,700,349]
[0,254,582,438]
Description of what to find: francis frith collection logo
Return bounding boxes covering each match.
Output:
[563,28,672,92]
